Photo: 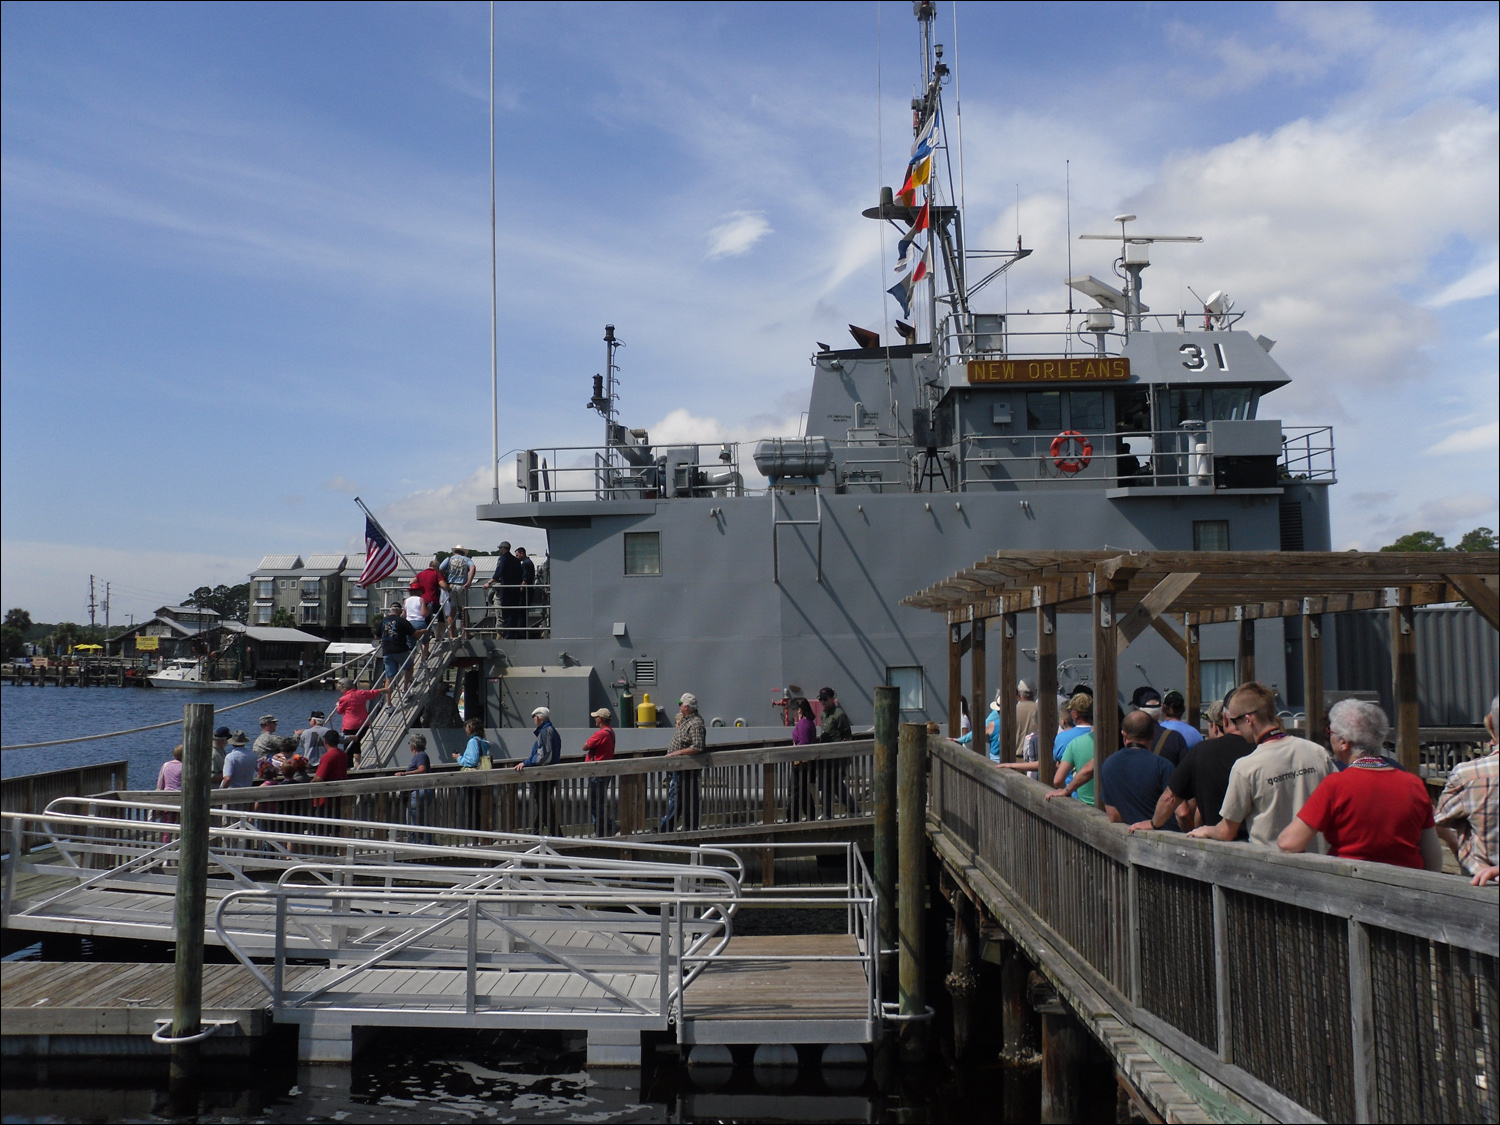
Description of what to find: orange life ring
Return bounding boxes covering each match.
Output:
[1050,430,1093,474]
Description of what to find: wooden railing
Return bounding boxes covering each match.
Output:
[94,740,875,848]
[2,761,129,854]
[926,738,1498,1124]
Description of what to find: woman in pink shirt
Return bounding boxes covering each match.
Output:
[333,677,386,740]
[789,697,817,821]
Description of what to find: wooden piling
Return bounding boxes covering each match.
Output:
[970,616,986,751]
[1040,1010,1089,1123]
[170,702,215,1086]
[1000,946,1040,1064]
[897,721,928,1060]
[1092,591,1118,808]
[1185,619,1202,729]
[946,889,978,1059]
[947,623,964,738]
[873,685,899,986]
[997,613,1017,761]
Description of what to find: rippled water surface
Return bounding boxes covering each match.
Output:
[1,684,348,788]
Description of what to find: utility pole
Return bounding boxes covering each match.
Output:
[88,575,97,633]
[104,582,111,639]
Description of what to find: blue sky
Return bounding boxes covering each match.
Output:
[3,1,1496,623]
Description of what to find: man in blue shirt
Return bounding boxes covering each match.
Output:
[1159,690,1203,749]
[1101,711,1176,825]
[220,731,256,788]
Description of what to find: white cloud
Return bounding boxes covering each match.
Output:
[371,466,546,563]
[1425,255,1500,307]
[705,211,772,260]
[322,476,360,494]
[1426,419,1500,456]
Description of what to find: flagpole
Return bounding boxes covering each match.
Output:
[489,0,500,503]
[353,497,418,576]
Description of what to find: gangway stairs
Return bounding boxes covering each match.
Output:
[3,800,879,1064]
[358,634,463,769]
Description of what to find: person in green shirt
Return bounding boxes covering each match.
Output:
[1046,730,1097,807]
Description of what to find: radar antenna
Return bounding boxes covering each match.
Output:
[1078,215,1202,336]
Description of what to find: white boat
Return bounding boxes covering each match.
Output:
[147,658,256,691]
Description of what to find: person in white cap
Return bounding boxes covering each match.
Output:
[660,693,706,831]
[584,707,616,835]
[516,705,561,833]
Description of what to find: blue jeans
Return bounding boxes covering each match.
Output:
[659,770,701,832]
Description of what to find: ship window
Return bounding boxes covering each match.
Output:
[887,666,925,712]
[1210,386,1254,420]
[1200,660,1237,708]
[1067,391,1105,432]
[624,532,661,576]
[1193,520,1231,551]
[1169,388,1205,427]
[1026,392,1061,431]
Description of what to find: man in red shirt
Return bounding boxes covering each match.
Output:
[1277,699,1441,870]
[313,730,349,816]
[584,707,616,836]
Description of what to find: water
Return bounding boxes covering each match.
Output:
[1,684,348,789]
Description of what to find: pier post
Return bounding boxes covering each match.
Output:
[945,886,978,1059]
[897,721,928,1062]
[1035,606,1057,779]
[948,623,964,737]
[997,613,1016,761]
[1092,591,1118,805]
[999,944,1040,1064]
[999,625,1017,764]
[1185,618,1201,728]
[1301,607,1324,744]
[1392,594,1419,771]
[873,686,899,990]
[1236,613,1256,685]
[970,614,986,751]
[1040,1009,1090,1124]
[170,702,215,1095]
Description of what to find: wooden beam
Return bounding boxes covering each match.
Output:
[1444,573,1499,631]
[1392,600,1419,773]
[1185,621,1201,730]
[949,624,965,738]
[1112,572,1200,657]
[995,615,1015,763]
[1236,616,1256,685]
[1093,591,1118,809]
[1150,615,1189,659]
[972,617,988,753]
[1036,606,1058,783]
[999,636,1018,765]
[1302,610,1325,750]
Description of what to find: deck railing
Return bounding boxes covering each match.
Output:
[85,739,875,849]
[926,738,1498,1124]
[1,761,129,854]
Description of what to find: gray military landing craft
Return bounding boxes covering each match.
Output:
[369,3,1335,764]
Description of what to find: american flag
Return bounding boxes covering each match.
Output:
[358,516,400,588]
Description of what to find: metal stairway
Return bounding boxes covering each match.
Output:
[358,635,463,769]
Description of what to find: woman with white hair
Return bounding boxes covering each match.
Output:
[1278,699,1442,870]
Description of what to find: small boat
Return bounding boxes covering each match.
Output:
[147,658,256,691]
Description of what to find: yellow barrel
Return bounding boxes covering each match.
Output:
[636,692,657,728]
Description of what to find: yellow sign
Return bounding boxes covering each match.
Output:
[967,357,1130,384]
[135,636,159,651]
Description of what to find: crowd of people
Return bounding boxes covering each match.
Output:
[975,677,1498,886]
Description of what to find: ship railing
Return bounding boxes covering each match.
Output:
[518,445,745,503]
[455,582,551,639]
[1279,425,1336,483]
[958,427,1211,489]
[935,309,1250,363]
[68,739,876,850]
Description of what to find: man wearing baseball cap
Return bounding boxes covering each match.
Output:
[660,693,707,831]
[516,706,562,833]
[252,714,279,759]
[296,710,331,766]
[212,726,231,779]
[584,708,616,836]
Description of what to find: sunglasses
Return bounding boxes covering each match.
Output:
[1226,712,1254,727]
